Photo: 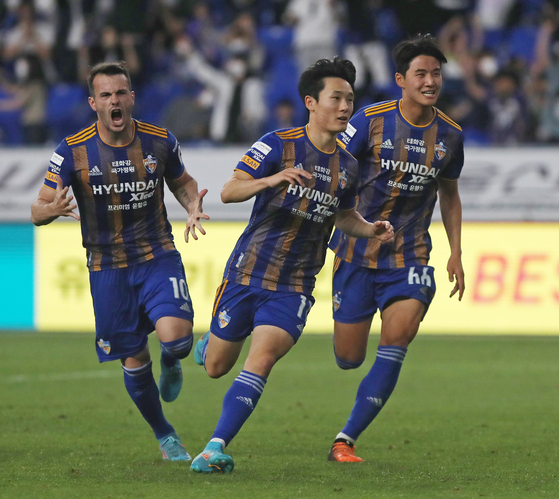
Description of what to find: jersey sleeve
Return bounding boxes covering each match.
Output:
[337,108,371,159]
[164,132,187,180]
[338,155,358,211]
[234,132,282,179]
[439,131,464,180]
[43,140,73,190]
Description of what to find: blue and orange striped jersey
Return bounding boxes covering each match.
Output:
[222,126,359,294]
[330,99,464,269]
[43,120,185,271]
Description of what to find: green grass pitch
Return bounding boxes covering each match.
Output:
[1,332,558,499]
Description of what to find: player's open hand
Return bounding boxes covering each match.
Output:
[447,253,465,300]
[185,188,210,243]
[53,176,80,221]
[266,168,313,189]
[370,220,394,243]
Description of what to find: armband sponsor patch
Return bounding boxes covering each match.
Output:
[46,171,57,183]
[241,155,261,170]
[50,152,64,166]
[251,141,272,155]
[345,123,357,137]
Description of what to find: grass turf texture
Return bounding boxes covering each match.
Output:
[1,333,557,499]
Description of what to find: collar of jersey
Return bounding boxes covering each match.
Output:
[397,99,437,129]
[96,120,137,148]
[305,124,337,155]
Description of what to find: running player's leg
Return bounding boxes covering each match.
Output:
[331,260,376,370]
[192,288,311,473]
[329,266,435,461]
[143,252,195,402]
[121,345,190,461]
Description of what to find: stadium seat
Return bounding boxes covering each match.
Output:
[0,88,23,145]
[135,80,186,124]
[46,83,93,144]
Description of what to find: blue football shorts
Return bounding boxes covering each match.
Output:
[90,251,194,362]
[210,281,315,343]
[332,258,436,324]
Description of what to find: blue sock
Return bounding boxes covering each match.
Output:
[160,335,193,367]
[341,346,407,441]
[212,370,267,446]
[122,361,174,440]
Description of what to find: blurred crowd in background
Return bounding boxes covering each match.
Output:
[2,0,559,147]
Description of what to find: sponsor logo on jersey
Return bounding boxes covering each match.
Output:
[339,169,348,189]
[333,292,342,312]
[89,165,103,176]
[49,164,61,174]
[241,155,261,170]
[97,339,111,354]
[286,184,340,207]
[143,154,157,174]
[251,141,272,155]
[297,324,304,332]
[46,171,58,183]
[50,152,64,166]
[180,302,191,312]
[381,159,439,180]
[381,138,394,149]
[219,309,231,328]
[294,162,304,169]
[236,396,254,408]
[92,179,160,201]
[435,141,447,160]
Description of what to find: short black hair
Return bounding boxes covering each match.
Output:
[87,61,132,97]
[298,56,356,103]
[393,34,447,77]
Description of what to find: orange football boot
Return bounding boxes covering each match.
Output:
[327,441,363,462]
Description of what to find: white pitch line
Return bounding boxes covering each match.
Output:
[3,366,209,384]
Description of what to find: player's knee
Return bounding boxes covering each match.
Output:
[335,353,364,370]
[205,359,232,379]
[161,334,193,360]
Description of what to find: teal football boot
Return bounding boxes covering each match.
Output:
[191,441,234,473]
[158,432,191,461]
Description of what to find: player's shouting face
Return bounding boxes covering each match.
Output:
[306,77,354,137]
[89,73,135,143]
[397,55,442,108]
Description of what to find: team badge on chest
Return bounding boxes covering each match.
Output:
[339,169,348,189]
[434,142,447,160]
[143,154,157,173]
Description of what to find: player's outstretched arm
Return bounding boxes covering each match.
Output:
[167,171,210,243]
[438,177,465,300]
[221,168,313,204]
[335,208,394,242]
[31,176,80,226]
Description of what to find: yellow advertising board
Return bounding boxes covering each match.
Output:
[36,221,559,334]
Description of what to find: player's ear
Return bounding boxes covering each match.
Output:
[395,72,405,89]
[88,96,97,112]
[304,94,315,112]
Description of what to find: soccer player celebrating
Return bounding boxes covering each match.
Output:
[190,57,394,474]
[326,35,465,462]
[31,62,209,461]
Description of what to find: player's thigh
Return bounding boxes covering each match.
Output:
[141,252,194,335]
[205,331,246,378]
[380,299,426,346]
[333,318,372,363]
[332,258,379,325]
[90,267,149,362]
[244,325,296,378]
